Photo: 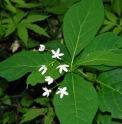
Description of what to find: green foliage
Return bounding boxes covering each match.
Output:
[0,1,49,46]
[0,0,122,123]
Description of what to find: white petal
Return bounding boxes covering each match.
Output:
[41,68,47,75]
[52,55,56,58]
[56,91,61,94]
[51,50,56,54]
[57,56,61,60]
[59,53,64,56]
[64,92,68,95]
[42,92,47,96]
[57,48,60,53]
[63,67,68,72]
[59,68,63,74]
[60,93,64,98]
[38,67,43,72]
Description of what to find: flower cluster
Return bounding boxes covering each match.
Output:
[38,44,69,98]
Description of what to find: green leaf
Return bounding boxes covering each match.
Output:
[27,38,40,48]
[81,32,122,55]
[75,51,122,66]
[99,24,115,33]
[113,26,122,35]
[0,51,53,81]
[2,95,11,105]
[26,23,49,37]
[13,10,28,23]
[20,95,33,107]
[20,108,47,123]
[105,10,117,24]
[5,0,16,13]
[98,113,111,124]
[63,0,104,61]
[17,23,28,46]
[24,15,49,23]
[113,0,122,16]
[27,61,61,86]
[97,69,122,119]
[44,108,55,124]
[53,73,98,124]
[46,6,67,15]
[75,32,122,66]
[16,3,42,8]
[34,97,50,107]
[5,22,17,36]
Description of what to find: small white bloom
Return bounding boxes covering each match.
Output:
[51,48,64,60]
[56,87,68,98]
[56,64,69,74]
[45,76,53,85]
[38,65,47,75]
[38,44,45,52]
[42,87,51,97]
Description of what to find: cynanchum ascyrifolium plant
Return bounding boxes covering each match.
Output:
[0,0,122,123]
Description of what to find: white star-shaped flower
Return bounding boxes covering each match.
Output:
[42,87,51,97]
[38,65,47,75]
[51,48,64,60]
[56,87,68,98]
[38,44,45,52]
[56,64,69,74]
[45,76,53,85]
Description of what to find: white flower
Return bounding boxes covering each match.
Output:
[51,48,64,60]
[56,87,68,98]
[45,76,53,85]
[42,87,51,97]
[38,65,47,75]
[56,64,69,74]
[38,44,45,52]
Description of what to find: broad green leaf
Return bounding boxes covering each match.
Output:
[63,0,104,61]
[24,15,49,23]
[75,33,122,66]
[53,73,98,124]
[26,23,49,37]
[113,0,122,16]
[20,108,47,123]
[105,10,117,24]
[81,32,122,55]
[46,6,67,15]
[27,61,61,86]
[87,65,116,71]
[0,51,53,81]
[75,51,122,66]
[97,69,122,119]
[5,22,17,36]
[17,23,28,46]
